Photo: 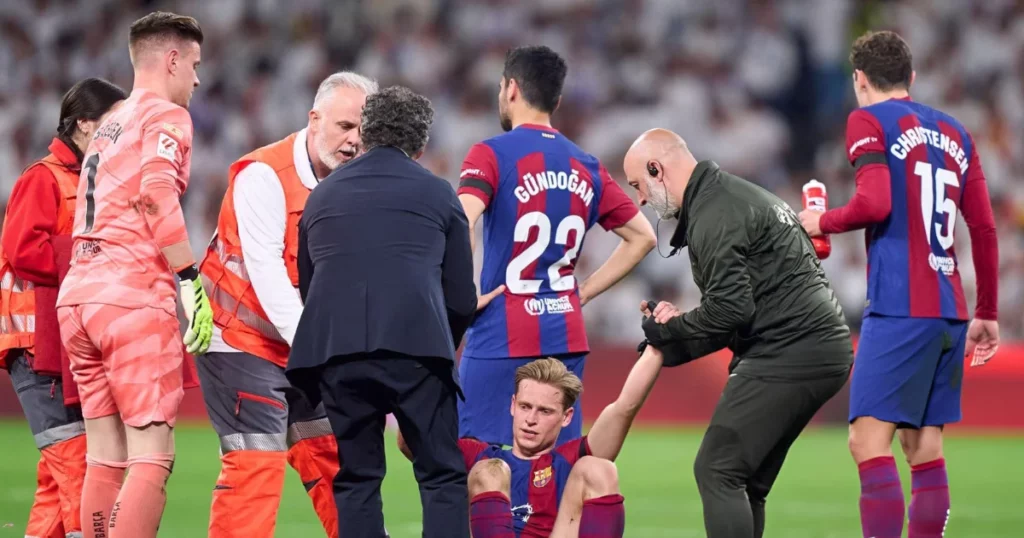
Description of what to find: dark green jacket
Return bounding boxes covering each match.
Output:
[649,161,853,378]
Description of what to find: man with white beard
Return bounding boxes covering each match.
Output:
[196,72,377,538]
[622,128,854,538]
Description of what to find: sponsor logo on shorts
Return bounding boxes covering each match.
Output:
[533,465,553,488]
[928,253,956,276]
[524,296,575,316]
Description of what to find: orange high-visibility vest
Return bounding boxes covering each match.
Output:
[200,132,310,367]
[0,153,79,356]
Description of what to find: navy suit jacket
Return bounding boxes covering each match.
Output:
[286,146,477,401]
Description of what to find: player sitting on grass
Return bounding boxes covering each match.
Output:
[399,344,666,538]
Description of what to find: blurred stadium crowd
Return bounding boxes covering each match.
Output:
[1,0,1021,342]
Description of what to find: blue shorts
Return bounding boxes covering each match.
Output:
[458,354,585,447]
[849,314,967,428]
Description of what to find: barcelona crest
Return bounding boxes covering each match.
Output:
[532,466,552,488]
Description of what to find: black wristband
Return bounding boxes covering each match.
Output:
[177,264,199,281]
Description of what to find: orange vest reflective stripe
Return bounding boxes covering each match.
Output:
[0,155,79,356]
[199,132,309,367]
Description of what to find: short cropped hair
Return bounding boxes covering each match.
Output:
[502,46,568,114]
[850,30,913,92]
[312,72,379,110]
[514,358,583,411]
[129,11,204,62]
[359,86,433,157]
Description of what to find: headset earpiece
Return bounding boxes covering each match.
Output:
[647,161,658,177]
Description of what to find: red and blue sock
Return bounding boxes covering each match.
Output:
[469,492,514,538]
[908,458,950,538]
[858,456,905,538]
[579,494,625,538]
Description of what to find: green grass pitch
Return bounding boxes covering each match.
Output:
[0,420,1019,537]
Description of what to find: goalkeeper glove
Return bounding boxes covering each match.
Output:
[178,265,213,355]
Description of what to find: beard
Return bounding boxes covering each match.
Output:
[498,100,512,132]
[645,177,678,219]
[315,135,351,173]
[499,111,513,132]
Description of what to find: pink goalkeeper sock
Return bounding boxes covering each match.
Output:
[108,454,173,538]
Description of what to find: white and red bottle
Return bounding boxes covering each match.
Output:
[802,179,832,260]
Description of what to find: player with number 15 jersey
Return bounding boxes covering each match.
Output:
[457,46,656,447]
[799,30,999,538]
[813,41,999,430]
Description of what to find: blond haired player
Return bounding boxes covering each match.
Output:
[197,72,377,538]
[398,342,668,538]
[56,11,212,538]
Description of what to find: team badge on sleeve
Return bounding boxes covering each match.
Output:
[156,132,179,162]
[160,122,184,139]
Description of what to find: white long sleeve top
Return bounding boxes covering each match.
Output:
[208,128,319,353]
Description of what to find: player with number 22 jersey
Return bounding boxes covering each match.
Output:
[460,129,639,358]
[457,46,655,448]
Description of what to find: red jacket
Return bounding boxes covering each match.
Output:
[3,139,198,400]
[2,138,78,287]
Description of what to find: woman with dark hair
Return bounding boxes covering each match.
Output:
[0,77,125,538]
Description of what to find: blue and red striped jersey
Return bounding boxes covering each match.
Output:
[458,124,638,358]
[845,98,990,320]
[460,436,591,537]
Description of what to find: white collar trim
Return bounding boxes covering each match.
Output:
[293,128,318,190]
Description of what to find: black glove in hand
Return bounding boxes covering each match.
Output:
[637,338,693,368]
[640,300,729,367]
[642,311,676,347]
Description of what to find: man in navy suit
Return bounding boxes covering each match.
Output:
[287,86,479,538]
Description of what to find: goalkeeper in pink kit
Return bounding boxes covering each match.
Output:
[800,31,1000,538]
[56,11,213,538]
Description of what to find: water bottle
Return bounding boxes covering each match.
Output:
[802,179,832,260]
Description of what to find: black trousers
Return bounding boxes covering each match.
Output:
[694,370,850,538]
[319,354,469,538]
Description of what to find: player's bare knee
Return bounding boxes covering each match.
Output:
[85,415,128,462]
[897,431,917,460]
[575,456,619,498]
[848,419,893,463]
[899,428,943,466]
[468,458,511,497]
[125,421,175,458]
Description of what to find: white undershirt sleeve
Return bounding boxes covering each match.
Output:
[233,162,304,346]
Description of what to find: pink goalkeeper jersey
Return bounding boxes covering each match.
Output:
[58,89,194,316]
